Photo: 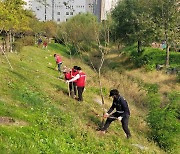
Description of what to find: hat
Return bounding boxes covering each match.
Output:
[73,66,78,70]
[109,89,119,97]
[77,67,81,70]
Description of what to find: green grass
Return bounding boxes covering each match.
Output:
[0,43,165,153]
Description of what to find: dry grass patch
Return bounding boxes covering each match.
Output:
[125,69,180,94]
[0,117,28,126]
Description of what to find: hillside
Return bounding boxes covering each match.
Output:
[0,43,173,153]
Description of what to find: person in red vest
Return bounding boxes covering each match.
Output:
[71,66,78,98]
[63,67,72,96]
[66,67,86,101]
[54,54,62,72]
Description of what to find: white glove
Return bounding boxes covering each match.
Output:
[103,113,109,118]
[118,116,123,121]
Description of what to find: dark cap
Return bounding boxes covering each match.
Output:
[77,67,81,70]
[73,66,78,70]
[109,89,119,97]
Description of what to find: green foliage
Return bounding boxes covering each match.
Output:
[21,36,35,46]
[144,83,159,94]
[147,91,180,152]
[13,41,23,52]
[147,107,180,152]
[112,0,155,47]
[57,13,99,51]
[12,36,34,52]
[122,45,180,69]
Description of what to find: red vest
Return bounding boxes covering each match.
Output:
[71,69,78,82]
[77,72,86,87]
[64,72,71,80]
[56,55,62,64]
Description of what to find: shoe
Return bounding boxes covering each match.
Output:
[127,134,131,139]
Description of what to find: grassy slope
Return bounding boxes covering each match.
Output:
[0,44,165,153]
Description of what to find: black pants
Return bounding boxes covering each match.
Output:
[77,87,84,101]
[69,82,77,96]
[101,112,131,137]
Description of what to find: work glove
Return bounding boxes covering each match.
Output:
[118,116,123,121]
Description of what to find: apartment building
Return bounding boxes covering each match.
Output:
[25,0,118,22]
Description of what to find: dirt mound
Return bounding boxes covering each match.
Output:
[0,116,28,126]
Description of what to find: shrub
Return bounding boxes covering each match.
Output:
[147,107,180,152]
[143,83,159,94]
[21,36,34,46]
[13,41,23,52]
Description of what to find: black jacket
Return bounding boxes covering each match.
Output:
[107,96,130,117]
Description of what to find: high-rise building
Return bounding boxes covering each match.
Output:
[24,0,119,22]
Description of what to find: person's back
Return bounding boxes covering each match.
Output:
[54,54,63,73]
[76,71,86,87]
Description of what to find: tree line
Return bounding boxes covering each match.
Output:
[1,0,179,67]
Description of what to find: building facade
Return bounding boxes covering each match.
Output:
[25,0,118,22]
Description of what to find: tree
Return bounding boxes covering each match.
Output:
[111,0,155,52]
[57,13,99,50]
[149,0,179,66]
[42,21,58,39]
[0,0,31,52]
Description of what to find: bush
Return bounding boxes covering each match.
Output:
[13,41,23,52]
[147,91,180,152]
[21,36,34,46]
[144,83,159,94]
[147,107,180,152]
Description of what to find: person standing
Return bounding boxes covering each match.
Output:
[54,54,62,72]
[100,89,131,138]
[71,66,78,98]
[37,37,42,48]
[66,67,86,101]
[43,40,48,49]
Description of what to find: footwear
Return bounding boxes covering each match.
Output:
[127,134,131,139]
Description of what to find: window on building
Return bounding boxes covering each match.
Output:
[57,12,60,15]
[57,18,60,22]
[70,12,73,15]
[66,12,69,15]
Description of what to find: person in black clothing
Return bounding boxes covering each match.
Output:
[100,89,131,138]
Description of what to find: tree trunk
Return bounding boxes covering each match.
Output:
[5,32,10,52]
[9,30,13,53]
[165,44,170,67]
[137,40,142,53]
[107,27,110,45]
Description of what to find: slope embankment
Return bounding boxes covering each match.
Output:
[0,44,167,153]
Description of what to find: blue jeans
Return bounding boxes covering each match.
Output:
[58,63,62,72]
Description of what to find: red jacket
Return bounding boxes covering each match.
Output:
[64,72,71,80]
[71,69,78,82]
[56,55,62,64]
[77,72,86,87]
